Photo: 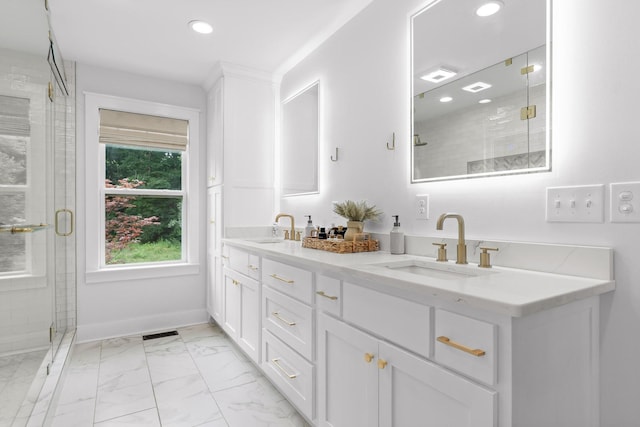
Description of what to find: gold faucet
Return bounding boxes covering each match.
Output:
[436,213,467,264]
[275,213,297,241]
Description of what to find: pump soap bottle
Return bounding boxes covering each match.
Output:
[390,215,405,254]
[304,215,315,238]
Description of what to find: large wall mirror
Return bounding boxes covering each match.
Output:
[411,0,550,182]
[281,81,319,196]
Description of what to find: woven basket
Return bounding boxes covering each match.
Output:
[302,233,379,254]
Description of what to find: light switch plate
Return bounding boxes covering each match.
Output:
[610,182,640,222]
[415,194,429,220]
[546,185,604,223]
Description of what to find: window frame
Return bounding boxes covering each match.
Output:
[85,93,200,283]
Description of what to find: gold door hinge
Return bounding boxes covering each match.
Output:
[48,82,54,102]
[505,58,513,66]
[521,65,535,75]
[520,105,537,120]
[49,325,55,342]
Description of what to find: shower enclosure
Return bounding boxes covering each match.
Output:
[0,1,75,426]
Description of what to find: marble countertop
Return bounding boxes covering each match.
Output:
[223,238,615,317]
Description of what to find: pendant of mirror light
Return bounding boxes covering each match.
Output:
[440,96,453,103]
[189,20,213,34]
[476,1,503,17]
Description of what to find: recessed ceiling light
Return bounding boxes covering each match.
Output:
[420,68,457,83]
[440,96,453,103]
[479,98,492,104]
[462,81,492,93]
[476,1,503,17]
[189,20,213,34]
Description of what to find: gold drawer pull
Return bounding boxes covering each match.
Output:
[272,311,296,326]
[364,353,374,363]
[270,273,294,284]
[248,264,259,271]
[316,291,338,301]
[437,336,486,357]
[232,279,240,286]
[377,359,388,370]
[271,358,297,379]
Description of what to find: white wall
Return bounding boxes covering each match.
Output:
[279,0,640,424]
[75,63,208,341]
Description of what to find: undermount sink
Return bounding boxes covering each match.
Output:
[373,259,495,280]
[242,237,286,244]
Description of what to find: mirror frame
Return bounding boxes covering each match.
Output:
[281,81,320,197]
[410,0,552,183]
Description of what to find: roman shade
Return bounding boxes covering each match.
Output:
[99,108,188,151]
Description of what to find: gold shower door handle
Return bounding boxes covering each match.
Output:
[55,209,74,237]
[437,336,486,357]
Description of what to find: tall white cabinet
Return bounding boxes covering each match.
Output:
[205,63,278,326]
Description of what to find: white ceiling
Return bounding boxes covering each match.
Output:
[15,0,373,86]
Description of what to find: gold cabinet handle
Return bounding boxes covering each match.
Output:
[437,336,486,357]
[364,353,375,363]
[272,311,296,326]
[248,264,259,271]
[270,273,294,284]
[271,358,297,379]
[377,359,388,370]
[316,291,338,301]
[232,279,240,286]
[222,255,229,260]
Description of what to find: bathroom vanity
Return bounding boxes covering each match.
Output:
[211,237,613,427]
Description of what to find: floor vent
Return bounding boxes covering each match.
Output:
[142,330,178,340]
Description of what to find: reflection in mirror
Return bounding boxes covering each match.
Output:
[412,0,550,182]
[281,81,319,196]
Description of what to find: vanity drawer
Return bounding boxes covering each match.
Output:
[262,330,314,420]
[247,253,260,280]
[262,258,313,304]
[434,309,497,385]
[342,282,431,358]
[263,286,313,360]
[315,274,341,317]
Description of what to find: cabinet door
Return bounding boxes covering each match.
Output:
[378,342,496,427]
[211,255,223,323]
[317,314,378,427]
[238,275,260,363]
[206,78,224,187]
[223,268,240,337]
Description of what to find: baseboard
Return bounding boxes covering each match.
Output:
[76,308,209,343]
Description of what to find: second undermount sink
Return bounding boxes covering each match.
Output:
[373,259,495,280]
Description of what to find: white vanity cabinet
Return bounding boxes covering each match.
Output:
[317,313,496,427]
[260,257,316,421]
[220,246,261,363]
[317,279,600,427]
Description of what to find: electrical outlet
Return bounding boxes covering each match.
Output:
[610,182,640,222]
[415,194,429,220]
[546,185,604,223]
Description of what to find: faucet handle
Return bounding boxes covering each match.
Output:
[432,242,448,262]
[478,247,499,268]
[284,230,290,240]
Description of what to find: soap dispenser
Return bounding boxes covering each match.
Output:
[390,215,405,254]
[304,215,315,237]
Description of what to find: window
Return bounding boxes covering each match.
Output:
[0,90,47,288]
[85,94,200,281]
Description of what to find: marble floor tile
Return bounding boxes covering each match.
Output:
[93,408,161,427]
[51,397,96,427]
[50,323,307,427]
[213,377,309,427]
[94,379,156,423]
[194,347,261,393]
[153,373,224,427]
[178,323,224,343]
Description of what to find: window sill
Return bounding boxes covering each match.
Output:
[86,263,200,284]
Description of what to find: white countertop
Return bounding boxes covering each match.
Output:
[223,238,615,317]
